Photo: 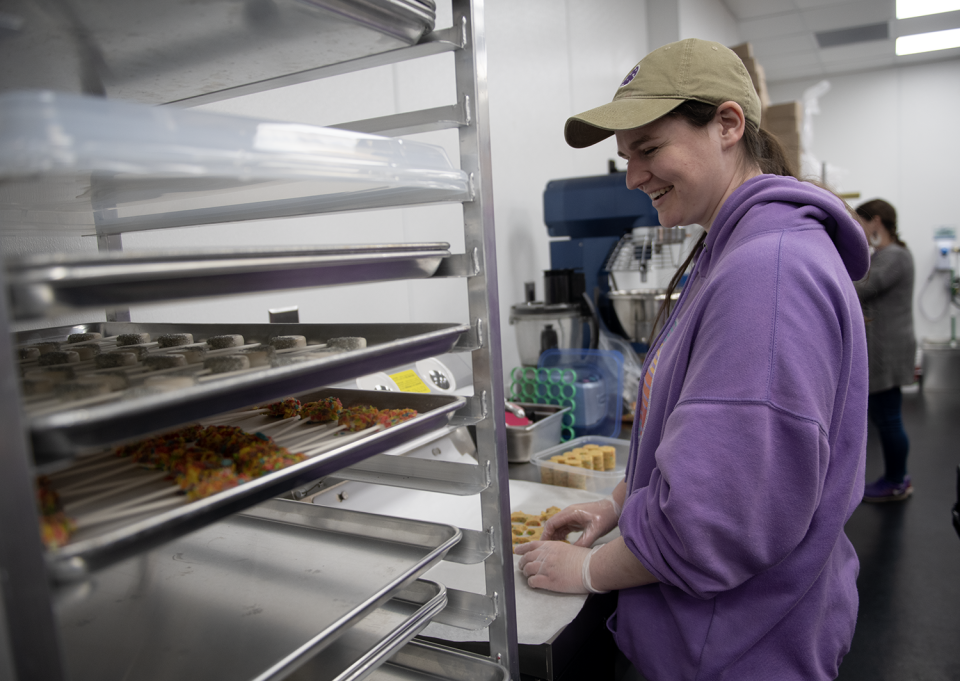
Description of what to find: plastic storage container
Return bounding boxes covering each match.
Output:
[537,348,623,440]
[0,91,471,234]
[529,436,628,496]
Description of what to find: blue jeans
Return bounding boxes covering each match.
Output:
[867,387,909,483]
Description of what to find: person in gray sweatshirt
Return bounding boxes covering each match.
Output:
[855,199,916,502]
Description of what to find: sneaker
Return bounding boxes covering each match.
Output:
[863,475,913,503]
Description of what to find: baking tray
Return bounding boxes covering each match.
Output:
[3,0,435,106]
[368,640,508,681]
[7,243,450,320]
[19,321,470,461]
[44,386,466,580]
[57,499,457,681]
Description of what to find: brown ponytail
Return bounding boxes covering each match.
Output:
[856,198,905,248]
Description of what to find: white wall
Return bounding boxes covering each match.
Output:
[679,0,740,47]
[114,0,650,385]
[768,58,960,345]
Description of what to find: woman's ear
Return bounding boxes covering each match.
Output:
[715,101,747,150]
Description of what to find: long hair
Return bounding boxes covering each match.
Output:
[856,198,905,248]
[648,101,799,340]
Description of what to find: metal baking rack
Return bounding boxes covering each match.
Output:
[7,244,451,320]
[0,0,518,679]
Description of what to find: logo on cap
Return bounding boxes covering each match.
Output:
[620,65,639,88]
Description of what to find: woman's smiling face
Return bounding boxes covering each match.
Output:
[616,106,749,231]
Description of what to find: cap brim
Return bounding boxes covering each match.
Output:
[564,98,688,148]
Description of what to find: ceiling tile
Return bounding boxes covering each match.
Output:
[723,0,799,20]
[800,1,892,32]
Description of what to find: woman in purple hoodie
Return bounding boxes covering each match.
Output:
[515,39,869,680]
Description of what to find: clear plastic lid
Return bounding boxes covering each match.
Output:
[0,91,471,234]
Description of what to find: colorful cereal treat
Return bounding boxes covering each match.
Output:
[377,408,417,428]
[302,396,343,422]
[338,405,380,432]
[262,398,301,418]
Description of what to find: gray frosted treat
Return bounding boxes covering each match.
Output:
[276,355,314,367]
[61,377,112,401]
[177,346,208,364]
[270,335,307,350]
[143,375,195,392]
[24,367,74,383]
[38,350,80,366]
[72,343,101,361]
[95,351,139,368]
[32,342,61,355]
[157,333,194,348]
[327,336,367,351]
[203,354,250,374]
[117,333,151,346]
[240,346,276,367]
[22,377,55,397]
[18,347,40,361]
[97,371,129,391]
[67,332,101,343]
[206,334,244,349]
[144,354,187,370]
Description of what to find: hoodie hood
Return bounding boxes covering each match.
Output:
[703,174,870,281]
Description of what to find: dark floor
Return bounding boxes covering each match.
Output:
[839,387,960,681]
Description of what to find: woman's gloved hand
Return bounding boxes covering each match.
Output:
[515,541,607,594]
[540,497,621,547]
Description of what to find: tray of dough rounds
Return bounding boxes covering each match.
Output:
[5,243,451,320]
[19,320,470,462]
[0,91,470,235]
[3,0,437,106]
[57,498,456,681]
[38,384,466,580]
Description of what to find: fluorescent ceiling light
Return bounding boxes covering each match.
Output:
[896,27,960,54]
[896,0,960,19]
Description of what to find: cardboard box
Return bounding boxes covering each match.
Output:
[739,55,771,109]
[765,101,803,125]
[729,42,754,61]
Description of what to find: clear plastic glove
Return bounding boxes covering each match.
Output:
[515,541,605,593]
[540,497,621,547]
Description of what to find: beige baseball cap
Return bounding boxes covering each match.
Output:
[564,38,761,149]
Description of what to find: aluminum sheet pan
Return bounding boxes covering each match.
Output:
[368,641,508,681]
[57,499,457,681]
[7,243,449,320]
[2,0,435,105]
[22,321,470,461]
[45,387,466,580]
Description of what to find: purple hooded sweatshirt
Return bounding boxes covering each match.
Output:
[612,175,869,680]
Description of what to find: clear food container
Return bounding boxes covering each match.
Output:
[529,436,628,496]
